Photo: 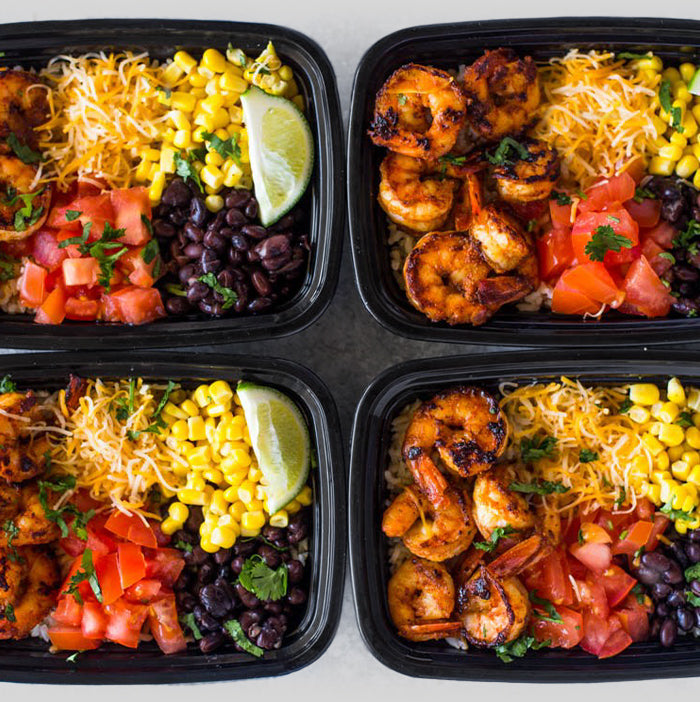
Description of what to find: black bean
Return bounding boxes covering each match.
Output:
[690,530,700,543]
[199,630,226,654]
[257,544,281,569]
[650,617,662,638]
[177,263,194,285]
[196,562,216,588]
[218,227,235,240]
[230,234,249,252]
[233,539,257,557]
[277,258,305,276]
[677,608,695,631]
[187,281,209,304]
[225,208,247,228]
[230,555,246,576]
[153,219,176,238]
[255,234,291,263]
[261,526,287,547]
[668,590,686,608]
[198,299,223,316]
[208,211,227,232]
[184,222,204,243]
[270,214,295,231]
[239,609,263,634]
[225,190,251,209]
[261,254,292,272]
[675,266,700,283]
[200,583,233,618]
[169,209,189,226]
[217,269,235,289]
[190,197,208,227]
[251,270,272,297]
[185,508,204,534]
[264,602,283,615]
[663,562,684,585]
[247,248,260,263]
[286,587,307,606]
[196,609,221,633]
[256,626,281,650]
[162,179,192,207]
[245,199,258,219]
[166,296,190,315]
[235,582,260,609]
[242,224,267,240]
[201,249,221,274]
[691,580,700,596]
[228,249,243,266]
[287,560,304,584]
[213,548,232,566]
[184,242,204,259]
[176,591,198,611]
[247,297,272,313]
[188,545,209,566]
[686,543,700,563]
[642,552,671,572]
[203,230,227,253]
[652,582,672,601]
[660,618,678,647]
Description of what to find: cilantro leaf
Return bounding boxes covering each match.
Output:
[0,604,16,623]
[38,473,94,540]
[579,449,599,463]
[2,519,22,563]
[474,525,516,552]
[685,564,700,581]
[179,612,203,640]
[619,398,633,414]
[486,136,531,166]
[550,191,572,206]
[510,479,569,496]
[617,51,653,60]
[671,106,684,133]
[113,378,135,422]
[615,486,627,508]
[397,93,407,106]
[65,210,82,222]
[165,283,187,297]
[6,133,41,164]
[673,220,700,252]
[223,619,263,658]
[631,583,646,604]
[0,375,16,393]
[58,221,91,250]
[633,186,656,203]
[687,591,700,607]
[520,435,557,462]
[529,592,562,623]
[202,131,242,165]
[0,254,18,282]
[659,79,673,113]
[174,151,204,193]
[65,652,80,663]
[658,252,676,264]
[12,188,46,232]
[661,501,694,521]
[63,549,102,605]
[238,554,288,601]
[495,634,550,663]
[141,238,159,265]
[675,411,693,428]
[584,224,632,262]
[174,539,193,553]
[198,272,237,310]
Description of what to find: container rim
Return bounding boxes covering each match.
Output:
[0,18,345,349]
[0,351,346,684]
[347,17,700,346]
[349,349,700,681]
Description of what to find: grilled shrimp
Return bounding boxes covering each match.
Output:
[387,557,461,642]
[378,152,459,232]
[493,139,559,203]
[0,546,60,639]
[402,387,508,507]
[382,486,476,561]
[463,49,540,141]
[458,564,530,646]
[0,391,48,483]
[472,467,536,540]
[0,482,60,547]
[0,156,51,241]
[0,70,48,154]
[469,204,532,274]
[370,63,466,159]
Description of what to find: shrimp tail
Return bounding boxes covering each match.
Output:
[476,275,533,307]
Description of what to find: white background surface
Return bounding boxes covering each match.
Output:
[3,0,700,699]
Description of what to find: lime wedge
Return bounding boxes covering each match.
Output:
[236,381,311,514]
[240,86,314,227]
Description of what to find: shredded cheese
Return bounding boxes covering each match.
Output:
[45,378,185,516]
[532,50,659,190]
[36,52,172,191]
[499,376,648,519]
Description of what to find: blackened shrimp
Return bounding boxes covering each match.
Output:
[387,557,461,642]
[370,64,466,159]
[493,139,559,203]
[382,485,476,562]
[463,49,540,141]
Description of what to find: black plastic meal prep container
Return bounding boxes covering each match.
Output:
[347,17,700,346]
[0,19,344,349]
[0,351,345,684]
[349,349,700,682]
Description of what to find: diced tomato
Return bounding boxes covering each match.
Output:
[31,229,69,271]
[635,498,655,521]
[578,173,636,214]
[558,263,624,308]
[622,255,673,318]
[572,208,640,267]
[551,276,600,315]
[647,514,671,552]
[570,542,613,574]
[601,565,637,607]
[625,198,661,229]
[52,596,84,627]
[46,205,82,232]
[118,247,157,288]
[612,520,654,556]
[117,543,146,589]
[103,599,149,649]
[144,548,185,587]
[580,611,611,656]
[86,522,118,557]
[580,522,613,544]
[616,600,650,642]
[62,258,98,287]
[60,534,87,558]
[19,261,47,308]
[81,601,108,640]
[63,296,100,321]
[102,286,166,325]
[110,187,151,246]
[148,595,187,655]
[124,579,162,604]
[598,627,633,659]
[646,221,677,249]
[594,509,633,540]
[577,575,610,619]
[35,285,66,324]
[550,198,573,229]
[151,521,171,548]
[523,548,574,606]
[537,227,574,281]
[47,625,101,651]
[77,178,105,197]
[104,511,158,548]
[534,605,583,649]
[95,552,124,605]
[73,194,114,239]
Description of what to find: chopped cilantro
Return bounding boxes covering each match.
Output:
[584,224,632,262]
[224,619,263,657]
[12,187,46,232]
[551,191,572,206]
[174,151,204,192]
[510,479,569,495]
[658,252,676,264]
[175,539,193,553]
[579,449,599,463]
[495,634,550,663]
[474,525,516,552]
[397,93,407,106]
[631,584,646,604]
[619,398,633,414]
[661,501,694,521]
[675,411,693,428]
[486,136,531,166]
[0,375,16,393]
[685,564,700,581]
[529,592,562,623]
[673,219,700,252]
[659,79,673,113]
[238,554,288,601]
[66,652,80,663]
[520,435,557,462]
[179,612,203,640]
[671,106,685,133]
[202,131,242,165]
[2,520,21,563]
[198,272,237,309]
[615,486,627,508]
[6,132,41,164]
[0,604,16,623]
[617,51,653,60]
[65,209,82,222]
[633,186,656,203]
[686,591,700,607]
[63,549,102,605]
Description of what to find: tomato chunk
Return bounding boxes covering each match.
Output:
[102,286,166,325]
[571,208,639,266]
[81,601,108,640]
[537,227,574,281]
[117,543,146,589]
[622,255,673,318]
[578,173,636,214]
[103,599,149,649]
[625,198,661,229]
[601,565,637,607]
[95,552,124,605]
[533,605,583,649]
[47,625,102,651]
[52,596,83,627]
[31,229,69,271]
[104,511,158,548]
[612,520,654,556]
[570,542,612,574]
[62,258,98,287]
[110,187,151,246]
[598,627,633,659]
[580,522,613,544]
[64,296,100,321]
[19,261,47,308]
[148,595,187,654]
[144,548,185,587]
[549,198,573,228]
[551,276,600,315]
[124,579,162,604]
[34,285,66,324]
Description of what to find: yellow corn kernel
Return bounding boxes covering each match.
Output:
[669,444,685,461]
[201,165,224,190]
[192,384,211,407]
[168,110,191,131]
[134,158,151,183]
[177,488,208,506]
[201,94,226,114]
[292,94,305,111]
[217,71,248,93]
[204,184,218,196]
[187,416,207,442]
[168,502,189,523]
[240,526,261,538]
[209,525,235,549]
[649,156,676,176]
[198,64,215,80]
[226,448,250,468]
[677,154,700,178]
[205,194,224,213]
[664,65,682,82]
[682,450,700,468]
[682,114,699,139]
[688,465,700,488]
[660,477,679,503]
[188,71,208,88]
[674,81,693,103]
[204,151,224,169]
[671,484,690,510]
[192,125,207,143]
[241,510,266,531]
[686,426,700,450]
[229,501,247,520]
[200,535,218,553]
[629,383,660,405]
[244,498,264,512]
[148,170,166,203]
[223,468,248,488]
[656,451,671,471]
[642,432,665,455]
[672,460,692,481]
[174,50,197,73]
[172,129,191,150]
[246,465,261,483]
[209,489,229,516]
[223,486,240,502]
[228,106,244,125]
[670,127,688,146]
[628,405,650,423]
[224,421,244,441]
[659,423,686,447]
[269,510,289,528]
[204,468,225,486]
[161,60,185,85]
[286,499,301,515]
[222,167,243,188]
[659,401,681,424]
[296,485,313,506]
[201,48,228,73]
[205,402,230,417]
[276,64,293,82]
[688,389,700,412]
[680,62,697,83]
[193,112,215,131]
[667,378,686,405]
[188,474,207,491]
[180,399,199,417]
[237,481,255,504]
[171,91,197,112]
[210,108,229,130]
[693,103,700,124]
[163,401,187,420]
[642,482,662,504]
[207,380,232,404]
[659,143,683,161]
[160,517,181,535]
